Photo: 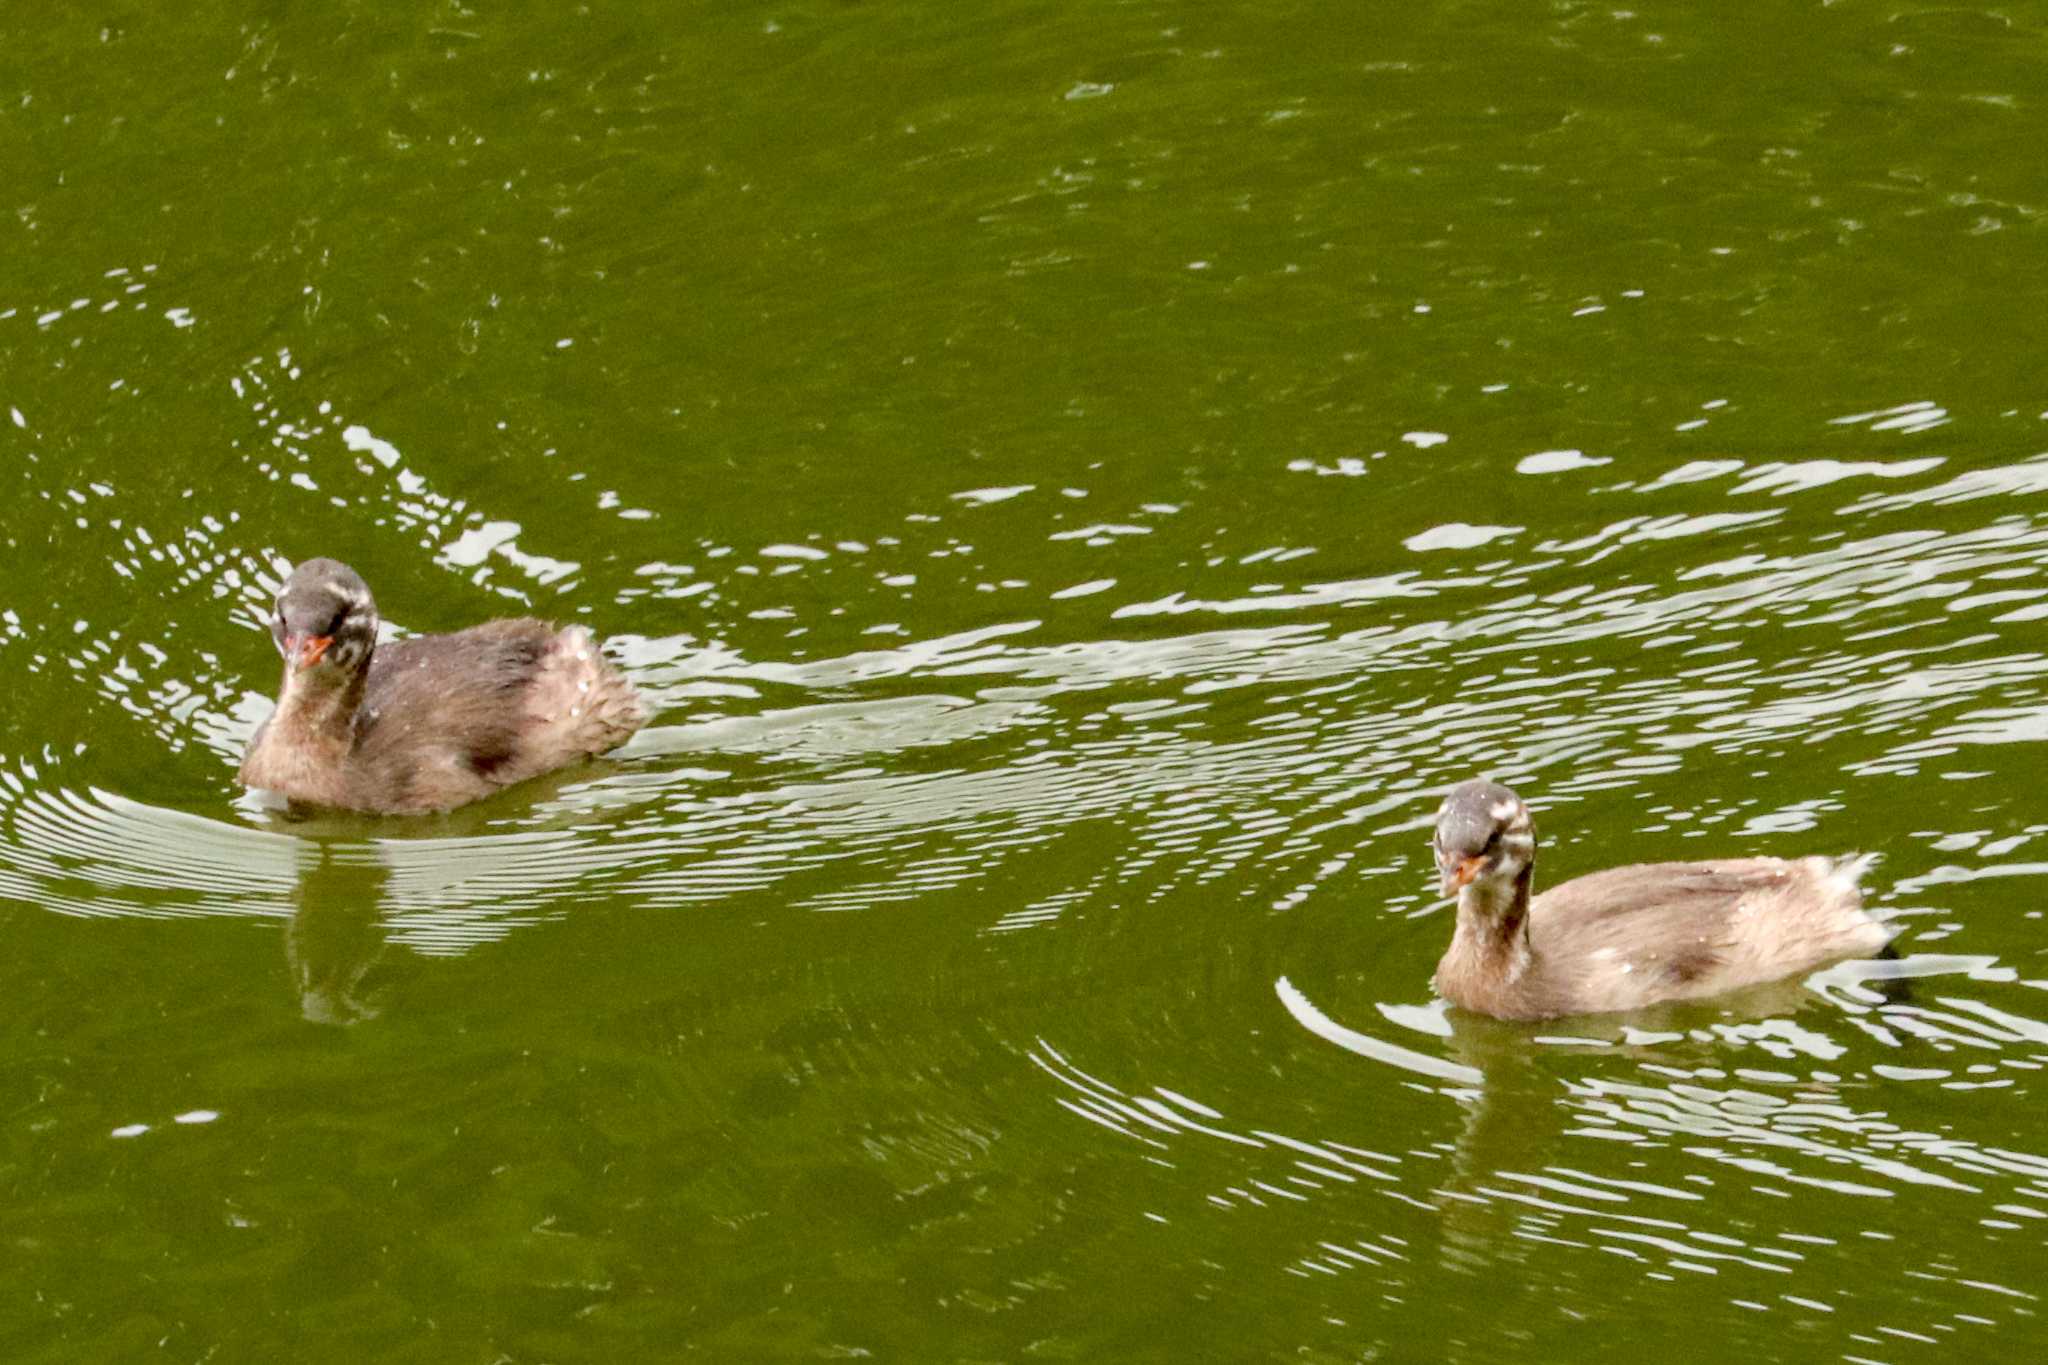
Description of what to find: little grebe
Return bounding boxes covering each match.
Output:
[1430,779,1890,1020]
[238,557,646,814]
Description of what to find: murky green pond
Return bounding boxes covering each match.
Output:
[7,1,2048,1359]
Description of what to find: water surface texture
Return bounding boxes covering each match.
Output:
[7,2,2048,1360]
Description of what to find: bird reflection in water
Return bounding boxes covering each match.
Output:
[284,841,397,1025]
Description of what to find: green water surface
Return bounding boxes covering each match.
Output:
[6,2,2048,1360]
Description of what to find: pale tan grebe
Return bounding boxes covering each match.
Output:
[1430,779,1891,1020]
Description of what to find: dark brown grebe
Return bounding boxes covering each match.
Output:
[1430,779,1890,1020]
[239,558,645,814]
